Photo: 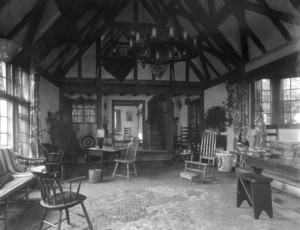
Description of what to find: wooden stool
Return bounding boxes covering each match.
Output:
[237,172,273,219]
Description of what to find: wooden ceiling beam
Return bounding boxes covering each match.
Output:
[201,45,232,71]
[198,52,210,80]
[111,21,155,29]
[224,0,249,63]
[139,0,158,20]
[84,10,104,39]
[184,0,243,67]
[35,66,60,86]
[244,1,300,26]
[157,0,178,27]
[245,25,267,53]
[256,0,292,41]
[201,53,221,78]
[174,3,232,72]
[188,60,206,82]
[61,78,205,95]
[101,28,126,57]
[175,2,232,73]
[208,0,216,16]
[24,0,46,46]
[7,3,41,38]
[152,0,162,18]
[175,2,239,68]
[57,0,132,79]
[202,68,244,90]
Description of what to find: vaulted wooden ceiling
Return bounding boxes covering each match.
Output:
[1,0,300,93]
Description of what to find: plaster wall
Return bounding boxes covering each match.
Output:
[114,105,138,140]
[204,83,227,111]
[204,83,233,150]
[39,77,59,143]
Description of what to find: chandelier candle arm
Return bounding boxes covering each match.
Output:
[136,32,140,43]
[126,26,199,70]
[183,31,188,40]
[169,27,174,38]
[152,27,157,38]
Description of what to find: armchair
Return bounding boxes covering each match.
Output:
[180,132,217,183]
[28,169,93,230]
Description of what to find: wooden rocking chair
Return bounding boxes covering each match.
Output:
[180,132,217,183]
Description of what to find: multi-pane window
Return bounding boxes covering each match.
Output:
[15,68,29,100]
[253,76,300,127]
[0,61,6,91]
[280,78,300,124]
[0,61,31,154]
[72,102,96,123]
[254,79,271,124]
[18,104,30,154]
[0,99,8,146]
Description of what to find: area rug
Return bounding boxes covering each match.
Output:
[58,184,296,230]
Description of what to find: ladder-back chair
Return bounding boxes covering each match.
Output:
[124,127,132,140]
[112,137,139,181]
[180,132,217,183]
[28,169,93,230]
[177,126,189,148]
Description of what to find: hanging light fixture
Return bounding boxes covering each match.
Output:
[127,24,198,79]
[128,26,198,65]
[0,39,22,63]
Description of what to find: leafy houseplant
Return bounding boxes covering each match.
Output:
[46,111,79,163]
[225,80,249,149]
[204,106,227,133]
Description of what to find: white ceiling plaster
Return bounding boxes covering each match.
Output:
[266,0,300,16]
[246,10,286,51]
[218,14,241,56]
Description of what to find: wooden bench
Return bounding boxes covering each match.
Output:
[237,172,273,219]
[0,147,45,227]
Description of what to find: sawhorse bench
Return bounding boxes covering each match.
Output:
[237,172,273,219]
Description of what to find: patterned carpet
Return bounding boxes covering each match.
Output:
[60,185,298,230]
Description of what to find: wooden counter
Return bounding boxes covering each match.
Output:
[231,150,300,184]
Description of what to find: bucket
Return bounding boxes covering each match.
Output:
[216,152,234,172]
[89,169,102,183]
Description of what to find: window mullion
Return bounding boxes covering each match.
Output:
[272,78,280,125]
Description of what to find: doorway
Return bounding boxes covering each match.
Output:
[112,100,145,147]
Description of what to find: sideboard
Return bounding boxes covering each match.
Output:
[232,139,300,197]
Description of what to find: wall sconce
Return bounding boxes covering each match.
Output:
[104,102,107,110]
[96,129,105,148]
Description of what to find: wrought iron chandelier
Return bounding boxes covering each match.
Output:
[0,39,22,63]
[128,26,199,66]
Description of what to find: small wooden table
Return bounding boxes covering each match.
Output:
[87,147,126,180]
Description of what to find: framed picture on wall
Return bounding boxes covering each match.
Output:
[126,111,133,121]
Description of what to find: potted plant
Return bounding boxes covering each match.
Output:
[46,111,79,164]
[204,105,227,133]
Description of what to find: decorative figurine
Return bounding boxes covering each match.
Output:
[252,113,267,148]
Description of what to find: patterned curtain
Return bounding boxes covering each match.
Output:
[29,68,42,157]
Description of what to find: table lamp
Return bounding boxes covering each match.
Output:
[97,129,105,148]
